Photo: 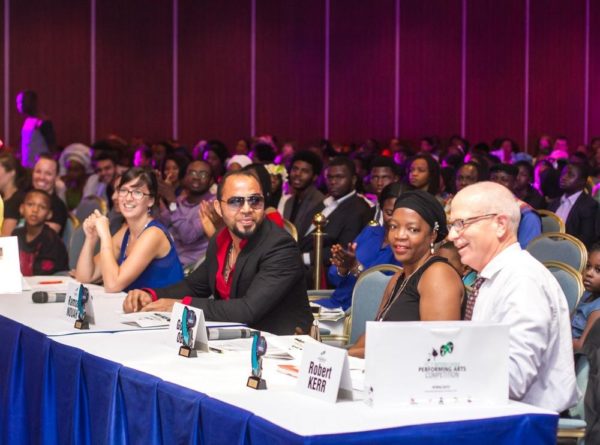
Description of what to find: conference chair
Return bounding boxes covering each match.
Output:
[557,355,589,444]
[282,219,298,242]
[537,209,565,234]
[75,195,108,221]
[62,213,80,248]
[527,232,588,273]
[544,261,584,315]
[345,264,401,345]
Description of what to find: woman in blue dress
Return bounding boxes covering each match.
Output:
[76,167,183,292]
[315,183,405,311]
[572,242,600,352]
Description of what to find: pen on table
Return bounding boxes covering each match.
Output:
[39,280,63,285]
[209,347,224,354]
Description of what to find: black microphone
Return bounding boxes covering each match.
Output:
[32,291,67,304]
[207,328,252,341]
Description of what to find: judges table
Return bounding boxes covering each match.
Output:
[0,278,558,444]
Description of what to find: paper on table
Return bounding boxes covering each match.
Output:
[121,312,171,328]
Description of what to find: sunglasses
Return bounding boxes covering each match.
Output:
[220,194,265,211]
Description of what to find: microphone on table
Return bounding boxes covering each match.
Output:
[32,291,67,304]
[207,327,252,341]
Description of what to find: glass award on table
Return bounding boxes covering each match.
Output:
[178,306,198,358]
[73,285,91,330]
[246,331,267,390]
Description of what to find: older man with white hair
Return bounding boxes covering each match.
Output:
[448,181,578,412]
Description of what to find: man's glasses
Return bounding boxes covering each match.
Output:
[447,213,497,233]
[186,170,210,179]
[118,188,152,200]
[220,194,265,211]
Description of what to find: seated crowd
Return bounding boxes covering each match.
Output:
[2,132,600,414]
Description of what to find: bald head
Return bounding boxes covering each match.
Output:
[448,182,520,272]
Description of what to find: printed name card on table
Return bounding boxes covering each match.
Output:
[364,321,509,407]
[0,236,23,293]
[64,282,96,325]
[296,342,353,403]
[169,302,209,356]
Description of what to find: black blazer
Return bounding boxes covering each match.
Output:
[549,192,600,248]
[155,219,314,335]
[299,193,373,265]
[282,185,324,239]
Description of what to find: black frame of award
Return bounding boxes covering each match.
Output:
[178,306,198,358]
[73,285,90,330]
[246,331,267,390]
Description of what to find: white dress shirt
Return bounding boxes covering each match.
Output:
[472,243,579,412]
[555,190,583,223]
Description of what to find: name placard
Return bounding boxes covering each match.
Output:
[168,302,208,354]
[64,282,95,325]
[296,342,353,403]
[0,237,22,293]
[364,321,509,407]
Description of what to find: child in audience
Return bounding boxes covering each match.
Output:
[572,242,600,351]
[13,189,68,276]
[437,241,477,287]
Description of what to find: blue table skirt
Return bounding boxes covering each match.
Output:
[0,315,558,444]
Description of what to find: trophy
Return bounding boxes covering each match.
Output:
[178,306,198,357]
[246,331,267,390]
[73,285,90,330]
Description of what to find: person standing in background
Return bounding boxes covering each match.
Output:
[16,90,56,168]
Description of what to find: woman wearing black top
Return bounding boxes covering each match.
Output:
[349,190,463,358]
[0,153,29,236]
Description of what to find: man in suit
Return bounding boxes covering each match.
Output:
[549,162,600,248]
[123,170,314,335]
[299,156,372,276]
[280,150,324,238]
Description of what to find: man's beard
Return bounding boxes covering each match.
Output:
[231,219,262,240]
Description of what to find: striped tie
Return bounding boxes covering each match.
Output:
[464,277,486,321]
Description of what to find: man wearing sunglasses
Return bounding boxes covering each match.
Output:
[123,170,314,335]
[448,181,578,413]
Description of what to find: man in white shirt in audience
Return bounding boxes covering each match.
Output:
[448,181,579,412]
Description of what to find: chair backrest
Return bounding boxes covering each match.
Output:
[537,209,565,233]
[544,260,584,314]
[347,264,401,345]
[282,219,298,242]
[75,195,108,221]
[62,213,80,248]
[569,355,590,420]
[69,225,100,270]
[526,232,588,273]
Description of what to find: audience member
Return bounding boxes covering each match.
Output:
[319,183,405,311]
[82,150,118,209]
[0,153,29,236]
[32,155,68,234]
[16,90,56,168]
[159,161,215,266]
[58,143,93,211]
[159,153,190,199]
[448,181,578,412]
[122,170,314,335]
[368,156,400,224]
[572,242,600,352]
[407,153,441,196]
[13,189,68,276]
[514,161,546,210]
[349,190,463,358]
[264,163,287,210]
[133,145,153,168]
[281,150,324,238]
[226,154,252,171]
[202,140,229,182]
[75,167,183,292]
[549,162,600,248]
[454,162,481,193]
[243,164,285,227]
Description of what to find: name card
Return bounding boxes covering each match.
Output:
[0,237,23,293]
[296,342,353,403]
[168,302,208,354]
[64,282,95,325]
[364,321,509,407]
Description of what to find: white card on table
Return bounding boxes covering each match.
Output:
[0,236,23,293]
[296,342,353,403]
[64,282,96,325]
[364,321,509,407]
[169,302,209,353]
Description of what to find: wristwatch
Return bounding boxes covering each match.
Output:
[352,262,364,277]
[168,201,177,212]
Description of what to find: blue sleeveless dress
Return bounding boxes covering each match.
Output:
[118,220,184,292]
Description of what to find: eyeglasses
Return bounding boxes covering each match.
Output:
[118,188,152,200]
[220,194,265,211]
[447,213,497,233]
[186,170,210,179]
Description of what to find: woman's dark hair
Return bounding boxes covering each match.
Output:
[515,160,534,180]
[0,153,30,189]
[590,241,600,255]
[204,140,229,165]
[407,153,440,195]
[162,153,190,181]
[118,167,158,202]
[242,164,276,208]
[378,182,407,209]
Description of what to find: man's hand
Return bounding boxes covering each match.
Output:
[330,242,358,275]
[123,289,153,313]
[141,298,180,312]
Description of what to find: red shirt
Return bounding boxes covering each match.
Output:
[215,229,248,300]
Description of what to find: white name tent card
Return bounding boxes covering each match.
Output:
[168,303,209,354]
[296,342,353,403]
[364,321,509,407]
[64,282,96,325]
[0,236,23,293]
